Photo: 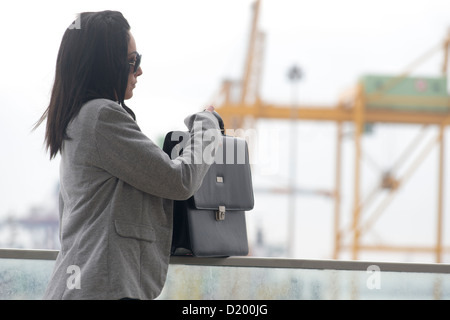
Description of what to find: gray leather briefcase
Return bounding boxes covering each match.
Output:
[163,122,254,257]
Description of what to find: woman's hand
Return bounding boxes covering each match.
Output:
[203,105,224,132]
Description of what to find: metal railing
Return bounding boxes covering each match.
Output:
[171,255,450,274]
[1,248,450,273]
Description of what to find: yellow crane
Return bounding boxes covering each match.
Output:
[213,0,450,262]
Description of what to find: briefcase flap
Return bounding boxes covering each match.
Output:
[191,135,254,212]
[163,131,254,212]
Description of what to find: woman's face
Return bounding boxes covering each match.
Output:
[125,32,143,100]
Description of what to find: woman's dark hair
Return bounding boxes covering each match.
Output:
[35,10,135,159]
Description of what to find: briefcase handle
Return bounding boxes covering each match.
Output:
[212,111,225,135]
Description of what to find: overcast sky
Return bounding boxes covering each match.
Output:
[1,0,449,259]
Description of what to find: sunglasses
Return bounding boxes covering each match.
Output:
[128,53,142,74]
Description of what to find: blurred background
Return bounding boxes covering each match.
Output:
[1,0,450,263]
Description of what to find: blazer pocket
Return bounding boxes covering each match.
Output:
[114,220,156,243]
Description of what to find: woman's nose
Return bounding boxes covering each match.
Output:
[136,66,143,77]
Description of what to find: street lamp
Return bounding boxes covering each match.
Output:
[287,65,302,258]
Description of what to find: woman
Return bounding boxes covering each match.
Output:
[36,11,220,299]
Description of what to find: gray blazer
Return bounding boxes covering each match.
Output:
[43,99,220,300]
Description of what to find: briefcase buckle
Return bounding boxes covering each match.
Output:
[216,206,226,221]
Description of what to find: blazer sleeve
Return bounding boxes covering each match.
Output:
[94,103,220,200]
